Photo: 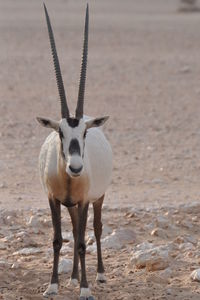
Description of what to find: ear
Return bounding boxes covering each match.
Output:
[85,116,109,129]
[36,117,59,132]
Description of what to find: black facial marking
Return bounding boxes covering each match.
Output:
[59,128,65,158]
[69,138,81,155]
[67,117,80,128]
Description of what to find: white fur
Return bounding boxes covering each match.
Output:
[80,287,91,297]
[96,272,106,282]
[39,115,112,203]
[43,283,58,297]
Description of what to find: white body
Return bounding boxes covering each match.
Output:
[39,116,112,204]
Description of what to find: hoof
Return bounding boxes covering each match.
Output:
[43,283,58,298]
[67,278,79,287]
[96,273,106,284]
[80,288,94,300]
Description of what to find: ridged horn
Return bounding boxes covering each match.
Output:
[44,3,69,118]
[75,4,89,119]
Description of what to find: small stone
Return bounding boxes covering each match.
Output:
[151,228,169,239]
[0,183,7,188]
[87,243,97,254]
[146,273,169,284]
[190,269,200,282]
[13,247,42,256]
[155,216,169,229]
[62,232,73,242]
[179,242,194,251]
[146,259,169,271]
[102,228,136,250]
[11,262,19,269]
[180,66,191,73]
[87,237,95,245]
[0,241,7,250]
[27,215,41,233]
[58,258,72,274]
[60,244,72,255]
[0,260,11,268]
[130,244,170,271]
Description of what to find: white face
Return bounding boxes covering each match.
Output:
[37,115,109,178]
[59,118,86,177]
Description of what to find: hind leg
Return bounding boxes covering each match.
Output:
[93,195,106,283]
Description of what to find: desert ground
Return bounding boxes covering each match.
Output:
[1,0,200,299]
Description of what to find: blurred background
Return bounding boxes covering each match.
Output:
[1,0,200,209]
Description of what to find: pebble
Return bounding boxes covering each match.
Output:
[0,241,7,250]
[130,244,170,271]
[58,258,73,274]
[87,243,97,254]
[102,228,136,250]
[60,244,73,255]
[155,216,169,229]
[0,259,11,268]
[11,262,19,269]
[62,232,73,242]
[151,228,169,239]
[13,247,42,256]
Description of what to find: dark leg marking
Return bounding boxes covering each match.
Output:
[68,206,79,281]
[49,198,62,284]
[77,202,89,289]
[93,195,106,282]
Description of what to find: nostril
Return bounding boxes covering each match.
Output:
[69,165,83,174]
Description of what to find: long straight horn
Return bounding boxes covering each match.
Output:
[75,4,89,119]
[44,3,69,118]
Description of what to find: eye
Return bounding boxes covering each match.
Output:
[59,128,64,140]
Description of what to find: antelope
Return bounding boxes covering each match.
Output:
[36,4,112,300]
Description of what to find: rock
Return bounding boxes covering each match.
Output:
[27,215,43,233]
[0,241,7,250]
[0,260,11,268]
[60,244,73,255]
[134,242,154,251]
[130,244,171,271]
[102,225,113,238]
[180,66,191,74]
[87,243,97,254]
[190,269,200,282]
[146,259,169,271]
[155,216,169,229]
[152,178,164,185]
[13,247,42,256]
[62,232,73,243]
[87,237,95,246]
[11,262,19,269]
[151,228,169,239]
[179,242,194,251]
[0,183,7,188]
[27,215,39,226]
[58,258,72,274]
[146,273,169,284]
[102,228,137,250]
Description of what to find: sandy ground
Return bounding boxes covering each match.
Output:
[1,0,200,299]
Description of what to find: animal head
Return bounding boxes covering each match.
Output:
[37,4,109,178]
